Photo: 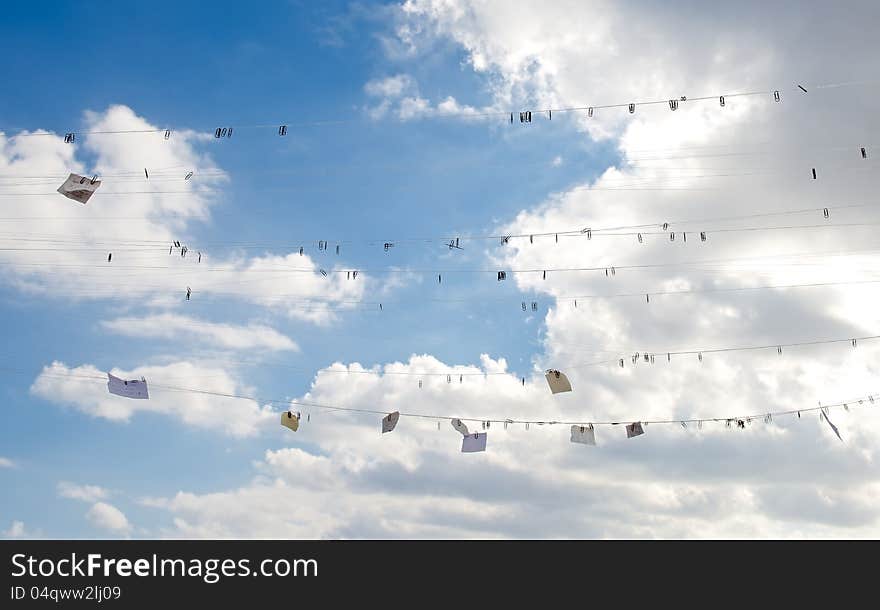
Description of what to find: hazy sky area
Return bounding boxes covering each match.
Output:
[2,0,880,538]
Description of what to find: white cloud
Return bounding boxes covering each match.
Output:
[364,73,484,120]
[0,457,14,468]
[101,314,298,352]
[57,482,110,502]
[2,520,44,539]
[86,502,131,534]
[31,361,276,437]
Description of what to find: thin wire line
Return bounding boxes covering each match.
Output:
[2,79,874,140]
[14,366,877,428]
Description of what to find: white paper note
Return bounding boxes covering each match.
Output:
[461,432,487,453]
[57,173,101,204]
[626,422,644,438]
[545,369,572,394]
[451,418,469,436]
[570,425,596,445]
[382,411,400,433]
[281,411,300,432]
[107,373,149,399]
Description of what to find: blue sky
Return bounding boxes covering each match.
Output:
[0,0,619,537]
[3,1,880,538]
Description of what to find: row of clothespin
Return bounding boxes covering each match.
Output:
[169,240,201,262]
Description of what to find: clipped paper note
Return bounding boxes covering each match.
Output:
[107,373,149,399]
[382,411,400,434]
[281,411,300,432]
[821,409,843,442]
[461,432,487,453]
[451,418,469,436]
[57,173,101,204]
[570,425,596,446]
[545,369,572,394]
[626,422,645,438]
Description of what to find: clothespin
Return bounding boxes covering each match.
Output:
[670,232,675,242]
[529,235,533,244]
[700,231,707,242]
[336,244,340,255]
[574,299,577,308]
[164,129,172,140]
[319,269,327,277]
[531,301,537,312]
[90,175,98,184]
[459,375,463,384]
[852,338,857,347]
[510,112,514,124]
[668,100,678,111]
[384,242,393,251]
[861,147,867,159]
[823,208,829,219]
[379,303,383,311]
[144,168,149,180]
[667,353,671,362]
[107,252,112,263]
[527,111,532,122]
[522,302,527,311]
[526,422,530,430]
[186,286,192,300]
[185,171,193,181]
[347,271,351,280]
[447,374,451,384]
[611,267,616,276]
[169,245,173,255]
[418,379,422,389]
[501,235,511,245]
[521,377,525,386]
[299,246,303,256]
[680,96,687,102]
[438,274,442,284]
[637,233,643,243]
[64,132,75,143]
[542,270,546,280]
[628,103,635,114]
[198,252,201,263]
[643,353,649,362]
[619,359,624,368]
[773,90,781,102]
[497,271,506,281]
[697,420,703,430]
[777,346,782,355]
[587,107,593,118]
[798,84,807,93]
[811,168,817,180]
[279,125,288,136]
[719,95,725,107]
[555,234,558,243]
[683,232,687,242]
[438,421,441,430]
[680,421,687,429]
[548,109,552,120]
[698,352,703,362]
[582,227,591,239]
[646,294,650,303]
